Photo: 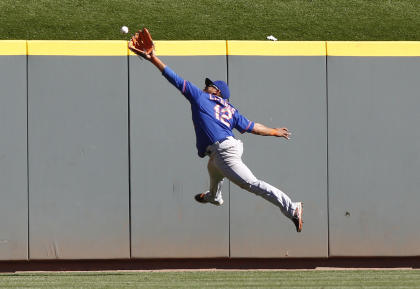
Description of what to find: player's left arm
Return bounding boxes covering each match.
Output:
[251,123,291,139]
[128,28,202,101]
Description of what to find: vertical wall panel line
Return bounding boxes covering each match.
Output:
[26,41,30,260]
[127,54,132,259]
[325,41,330,257]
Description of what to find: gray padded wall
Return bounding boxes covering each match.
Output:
[28,56,130,259]
[228,56,328,257]
[0,55,28,260]
[1,42,418,261]
[129,56,229,258]
[328,57,420,256]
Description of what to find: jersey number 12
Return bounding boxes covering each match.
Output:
[214,104,233,127]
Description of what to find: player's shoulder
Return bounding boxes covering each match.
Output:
[186,81,205,98]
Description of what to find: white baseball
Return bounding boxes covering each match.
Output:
[120,26,129,34]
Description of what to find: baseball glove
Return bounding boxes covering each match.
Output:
[128,28,155,59]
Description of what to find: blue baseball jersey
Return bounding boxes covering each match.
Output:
[163,66,255,158]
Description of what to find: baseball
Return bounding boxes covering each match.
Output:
[120,26,129,34]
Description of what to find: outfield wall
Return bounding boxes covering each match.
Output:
[327,42,420,256]
[227,42,328,258]
[27,41,130,259]
[0,40,419,260]
[0,41,28,260]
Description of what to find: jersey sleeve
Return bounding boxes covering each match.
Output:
[162,66,202,102]
[233,111,254,134]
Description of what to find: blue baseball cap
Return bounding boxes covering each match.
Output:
[205,78,230,100]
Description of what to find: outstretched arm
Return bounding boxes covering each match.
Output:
[149,54,166,72]
[252,123,291,139]
[128,28,202,100]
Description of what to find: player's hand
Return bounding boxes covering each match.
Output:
[128,28,155,60]
[272,127,291,139]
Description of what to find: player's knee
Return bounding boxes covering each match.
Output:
[238,179,259,192]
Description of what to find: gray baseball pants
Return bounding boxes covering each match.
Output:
[206,136,297,219]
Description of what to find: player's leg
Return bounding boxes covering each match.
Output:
[207,156,225,203]
[213,138,297,219]
[194,157,224,206]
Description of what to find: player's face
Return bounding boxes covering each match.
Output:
[204,85,221,97]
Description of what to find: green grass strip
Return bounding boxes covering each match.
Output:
[1,270,420,288]
[0,0,419,40]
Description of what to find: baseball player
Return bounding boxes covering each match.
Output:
[129,29,303,232]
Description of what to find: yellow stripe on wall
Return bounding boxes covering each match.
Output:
[28,40,128,56]
[0,40,27,55]
[228,41,326,56]
[129,41,227,56]
[327,42,420,57]
[2,40,420,57]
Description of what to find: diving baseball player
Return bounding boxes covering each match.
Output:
[129,28,303,232]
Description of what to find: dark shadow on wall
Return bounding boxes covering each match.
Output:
[1,257,420,272]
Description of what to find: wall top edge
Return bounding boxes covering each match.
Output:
[0,40,419,56]
[327,41,420,57]
[27,40,128,56]
[0,40,26,55]
[228,41,327,56]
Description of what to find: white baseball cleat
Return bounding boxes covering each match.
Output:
[194,191,224,206]
[292,202,303,232]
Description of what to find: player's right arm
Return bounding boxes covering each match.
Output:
[252,123,291,139]
[233,110,290,139]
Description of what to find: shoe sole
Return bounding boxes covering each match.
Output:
[194,193,223,206]
[296,202,303,232]
[194,193,208,204]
